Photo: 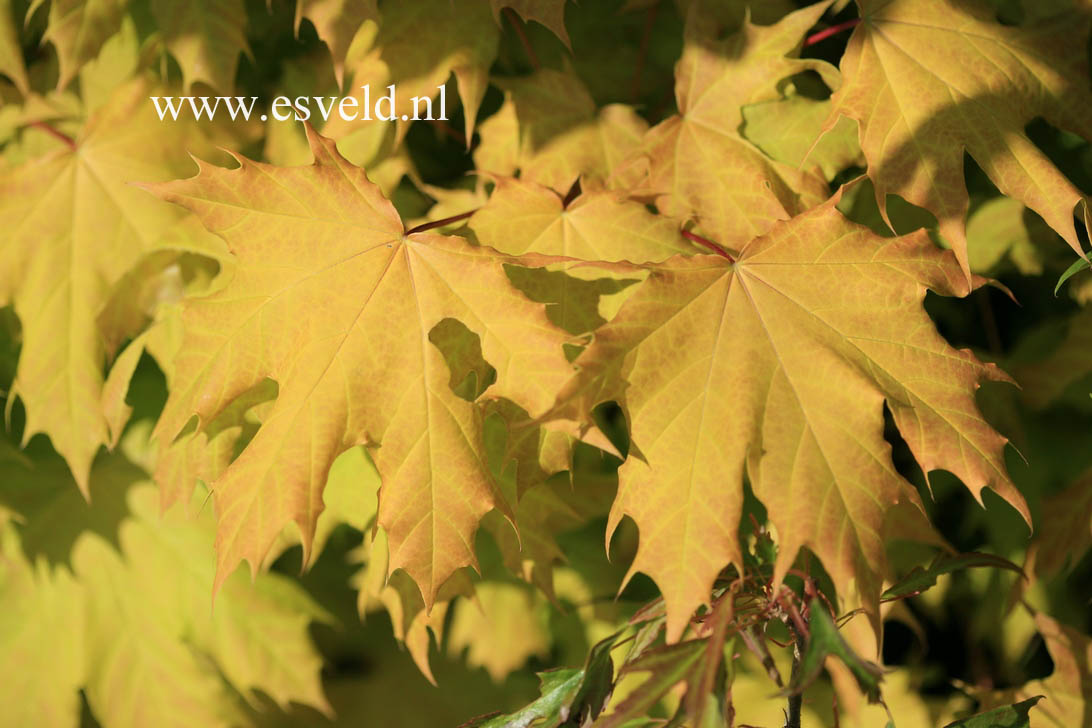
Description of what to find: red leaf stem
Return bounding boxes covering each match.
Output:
[504,8,540,70]
[803,18,861,47]
[406,210,477,235]
[427,118,468,147]
[29,121,77,150]
[682,230,735,262]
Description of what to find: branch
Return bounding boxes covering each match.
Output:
[785,642,804,728]
[784,613,809,728]
[29,121,77,150]
[803,18,861,47]
[682,230,735,262]
[504,7,540,70]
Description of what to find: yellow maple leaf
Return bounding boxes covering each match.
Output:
[479,70,649,194]
[545,189,1029,642]
[827,0,1092,278]
[447,581,552,682]
[145,126,575,606]
[624,1,835,249]
[0,0,28,96]
[0,78,209,492]
[470,176,696,262]
[296,0,378,88]
[29,0,127,90]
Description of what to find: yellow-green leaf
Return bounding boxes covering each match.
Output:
[0,79,203,492]
[448,582,552,681]
[33,0,127,90]
[742,95,862,181]
[0,0,28,95]
[151,0,250,93]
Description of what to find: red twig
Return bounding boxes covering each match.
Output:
[630,0,659,102]
[504,7,540,70]
[406,209,477,234]
[29,121,77,150]
[427,118,467,147]
[803,18,861,47]
[682,230,735,262]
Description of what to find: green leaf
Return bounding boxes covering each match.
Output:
[789,599,883,702]
[1054,255,1091,296]
[460,669,583,728]
[882,552,1025,600]
[459,630,621,728]
[942,696,1042,727]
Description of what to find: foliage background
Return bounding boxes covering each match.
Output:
[0,0,1090,726]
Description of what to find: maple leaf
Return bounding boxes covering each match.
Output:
[621,1,835,249]
[296,0,378,88]
[0,447,330,728]
[0,0,28,96]
[1023,471,1092,585]
[448,581,552,681]
[596,593,734,727]
[827,0,1092,278]
[0,79,208,493]
[742,94,863,181]
[462,631,621,728]
[490,0,571,48]
[943,698,1041,728]
[546,189,1029,642]
[30,0,126,90]
[982,613,1090,728]
[0,526,84,728]
[963,198,1055,276]
[1014,307,1092,409]
[145,126,574,605]
[332,0,499,142]
[151,0,250,93]
[480,398,618,600]
[354,523,473,683]
[469,176,696,262]
[476,70,649,193]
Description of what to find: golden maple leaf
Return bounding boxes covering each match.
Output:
[545,188,1030,642]
[145,126,574,604]
[622,1,837,250]
[828,0,1092,278]
[470,176,696,262]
